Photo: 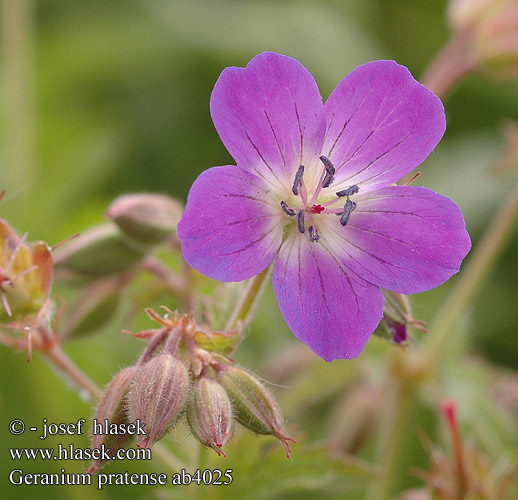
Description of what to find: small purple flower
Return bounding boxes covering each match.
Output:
[178,52,471,361]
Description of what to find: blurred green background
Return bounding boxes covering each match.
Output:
[1,0,517,499]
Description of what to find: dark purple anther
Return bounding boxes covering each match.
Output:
[339,199,357,226]
[292,165,305,196]
[280,201,296,217]
[308,226,320,243]
[319,156,335,188]
[297,211,305,233]
[336,185,360,198]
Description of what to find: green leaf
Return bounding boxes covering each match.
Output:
[194,329,242,355]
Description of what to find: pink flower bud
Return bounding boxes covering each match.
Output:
[475,1,518,79]
[218,365,295,457]
[448,0,503,30]
[106,193,183,246]
[87,366,138,473]
[448,0,518,80]
[128,354,189,448]
[187,377,233,456]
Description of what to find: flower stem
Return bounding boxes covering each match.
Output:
[421,185,518,373]
[43,343,102,400]
[421,29,479,99]
[365,353,418,500]
[142,255,186,295]
[225,265,272,331]
[1,0,36,190]
[152,442,189,471]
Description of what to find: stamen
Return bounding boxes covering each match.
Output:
[404,171,421,185]
[319,155,335,188]
[336,185,360,197]
[339,199,357,226]
[308,226,320,242]
[297,211,305,234]
[292,165,305,196]
[280,201,296,217]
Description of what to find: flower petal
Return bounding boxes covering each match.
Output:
[210,52,326,191]
[322,60,445,192]
[177,166,283,281]
[272,233,384,361]
[321,185,471,294]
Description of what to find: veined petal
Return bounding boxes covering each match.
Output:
[272,233,384,361]
[177,166,283,282]
[322,60,445,192]
[211,52,326,192]
[322,185,471,294]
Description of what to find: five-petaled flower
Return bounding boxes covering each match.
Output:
[178,52,471,361]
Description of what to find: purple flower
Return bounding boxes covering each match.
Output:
[178,52,471,361]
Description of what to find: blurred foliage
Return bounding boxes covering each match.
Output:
[1,1,518,499]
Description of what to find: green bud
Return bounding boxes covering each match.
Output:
[374,291,427,347]
[218,365,295,457]
[0,219,53,326]
[128,354,189,448]
[187,377,233,456]
[106,193,183,246]
[54,223,145,278]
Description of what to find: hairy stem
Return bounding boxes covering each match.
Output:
[152,442,189,471]
[142,255,189,299]
[225,265,272,331]
[422,185,518,372]
[43,343,102,400]
[365,353,419,500]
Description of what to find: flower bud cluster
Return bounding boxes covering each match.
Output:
[0,218,53,327]
[88,308,294,471]
[0,207,54,357]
